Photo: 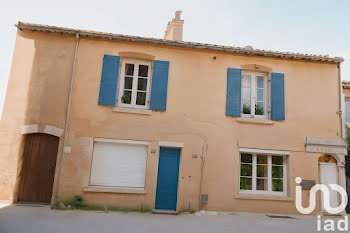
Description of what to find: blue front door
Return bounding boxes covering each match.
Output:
[155,147,180,211]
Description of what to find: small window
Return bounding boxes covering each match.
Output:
[345,98,350,122]
[242,72,267,118]
[240,152,287,195]
[117,60,152,109]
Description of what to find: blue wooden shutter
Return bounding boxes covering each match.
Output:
[150,60,170,111]
[226,68,242,117]
[271,72,285,120]
[98,55,120,106]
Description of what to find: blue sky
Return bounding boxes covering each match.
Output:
[0,0,349,117]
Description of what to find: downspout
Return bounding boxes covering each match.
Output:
[199,138,208,211]
[54,33,80,203]
[199,154,205,210]
[338,63,344,138]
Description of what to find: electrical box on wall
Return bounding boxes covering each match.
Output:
[200,194,208,204]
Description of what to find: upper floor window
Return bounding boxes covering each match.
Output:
[117,60,152,109]
[345,98,350,122]
[242,72,267,118]
[240,150,287,195]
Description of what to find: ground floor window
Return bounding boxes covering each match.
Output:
[89,139,148,188]
[239,149,287,195]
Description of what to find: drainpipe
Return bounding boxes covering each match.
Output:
[199,138,208,211]
[199,155,205,210]
[54,33,80,203]
[338,63,344,138]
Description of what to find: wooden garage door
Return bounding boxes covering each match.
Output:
[17,133,59,203]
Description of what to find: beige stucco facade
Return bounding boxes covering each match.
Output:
[0,26,347,215]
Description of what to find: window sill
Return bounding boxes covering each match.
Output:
[112,107,152,115]
[237,117,274,125]
[235,193,293,202]
[83,186,147,194]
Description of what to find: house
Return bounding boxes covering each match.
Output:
[342,80,350,213]
[0,11,347,215]
[343,81,350,123]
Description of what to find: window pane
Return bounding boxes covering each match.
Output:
[272,166,283,178]
[243,75,251,87]
[345,99,350,122]
[241,164,252,176]
[242,75,251,115]
[241,153,252,163]
[137,78,147,91]
[272,179,283,192]
[257,76,264,88]
[272,156,283,165]
[257,155,267,164]
[136,92,146,105]
[125,63,134,76]
[243,87,251,100]
[256,178,268,191]
[243,102,251,114]
[257,89,264,101]
[138,65,149,77]
[242,75,252,114]
[121,91,132,104]
[255,102,264,115]
[240,177,252,190]
[257,165,268,177]
[124,76,133,89]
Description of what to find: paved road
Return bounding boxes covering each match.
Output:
[0,204,347,233]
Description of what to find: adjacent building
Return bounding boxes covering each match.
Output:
[0,12,347,215]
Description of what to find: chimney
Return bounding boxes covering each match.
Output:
[164,10,184,41]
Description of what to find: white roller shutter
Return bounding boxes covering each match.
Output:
[90,141,147,188]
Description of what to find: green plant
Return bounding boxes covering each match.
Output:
[136,92,146,105]
[51,202,62,209]
[121,94,131,104]
[346,127,350,150]
[240,177,251,190]
[240,164,252,177]
[52,201,152,214]
[255,104,264,115]
[140,204,152,213]
[178,208,196,214]
[78,205,105,211]
[243,104,251,114]
[272,179,283,192]
[74,195,84,207]
[177,208,196,215]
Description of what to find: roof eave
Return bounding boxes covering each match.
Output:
[15,22,344,64]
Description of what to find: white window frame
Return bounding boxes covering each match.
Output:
[345,97,350,122]
[239,148,288,196]
[117,59,152,109]
[241,71,268,119]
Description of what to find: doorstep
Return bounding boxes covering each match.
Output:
[15,202,50,207]
[152,209,178,215]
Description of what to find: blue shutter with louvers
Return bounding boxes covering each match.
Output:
[98,55,120,106]
[150,60,170,111]
[271,72,285,120]
[226,68,242,117]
